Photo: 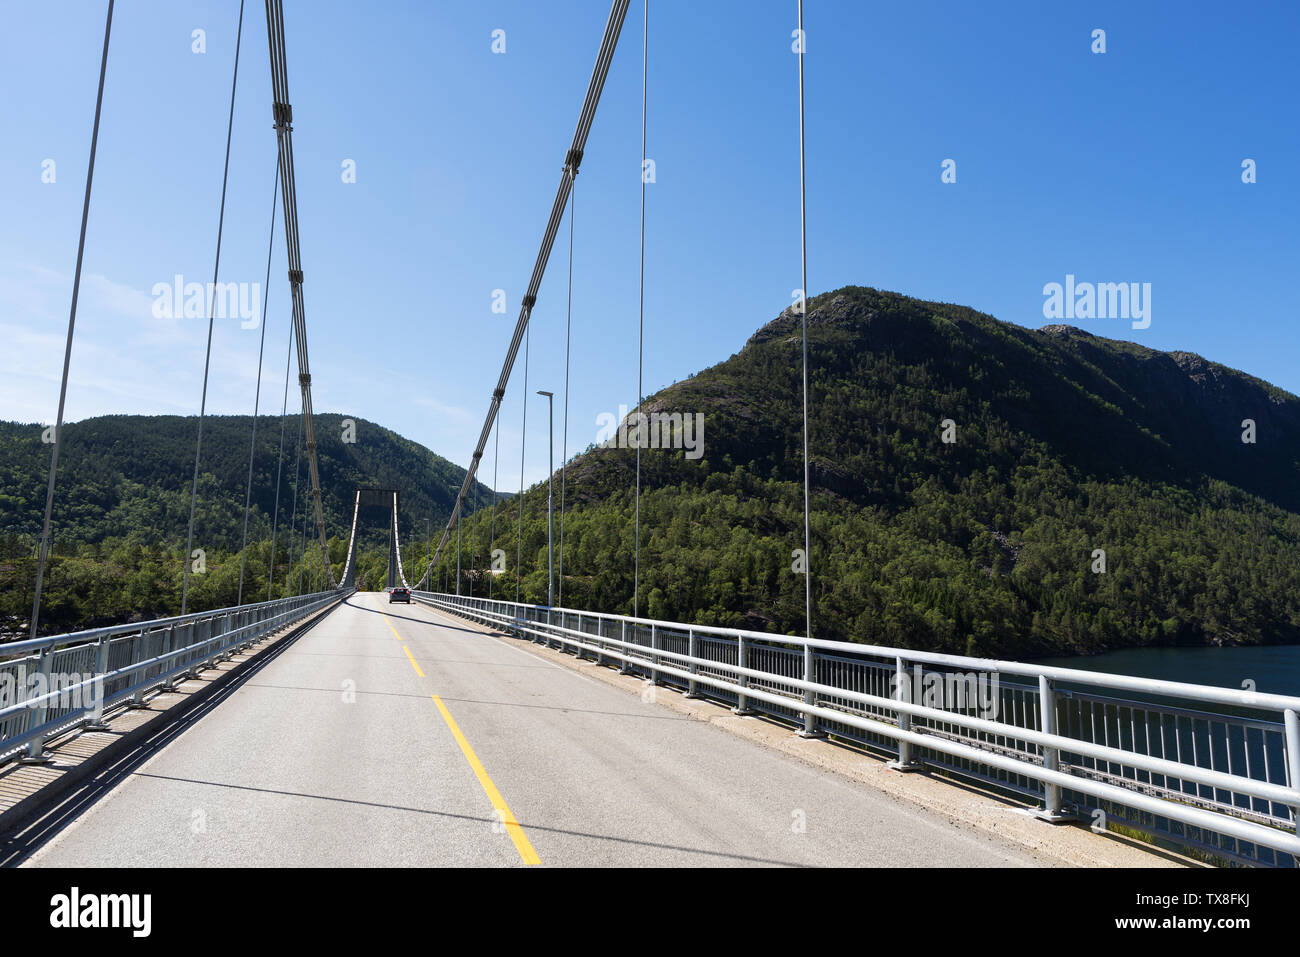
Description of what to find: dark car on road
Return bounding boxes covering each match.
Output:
[389,587,411,603]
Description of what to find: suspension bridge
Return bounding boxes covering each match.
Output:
[2,0,1299,870]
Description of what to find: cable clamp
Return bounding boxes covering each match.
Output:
[272,100,294,130]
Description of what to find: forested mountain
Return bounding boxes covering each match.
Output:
[5,286,1299,655]
[438,286,1300,659]
[0,412,488,548]
[0,413,489,634]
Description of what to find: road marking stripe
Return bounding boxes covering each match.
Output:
[383,599,539,865]
[380,611,426,677]
[431,693,541,866]
[402,645,425,677]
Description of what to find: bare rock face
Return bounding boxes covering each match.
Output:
[746,293,878,348]
[1039,324,1090,339]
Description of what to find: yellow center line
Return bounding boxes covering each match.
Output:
[432,693,541,866]
[379,598,540,866]
[402,645,425,677]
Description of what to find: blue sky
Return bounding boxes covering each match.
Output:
[1,0,1296,494]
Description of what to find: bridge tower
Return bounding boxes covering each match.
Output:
[346,488,403,591]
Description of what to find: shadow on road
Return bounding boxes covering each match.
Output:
[344,595,498,638]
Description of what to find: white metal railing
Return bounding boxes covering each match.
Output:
[0,589,349,765]
[417,591,1300,867]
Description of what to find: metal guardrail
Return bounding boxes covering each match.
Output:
[0,589,349,766]
[417,591,1300,867]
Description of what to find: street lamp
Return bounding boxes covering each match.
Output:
[537,390,554,608]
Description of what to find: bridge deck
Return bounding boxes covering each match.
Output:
[19,594,1054,867]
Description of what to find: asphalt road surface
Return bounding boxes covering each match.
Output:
[20,593,1050,867]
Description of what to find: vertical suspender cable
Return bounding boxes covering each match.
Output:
[559,172,575,609]
[797,0,815,732]
[181,0,245,615]
[473,475,483,595]
[303,491,312,593]
[516,326,530,603]
[298,453,309,595]
[237,157,280,605]
[28,0,114,639]
[632,0,647,617]
[489,417,499,599]
[267,320,295,599]
[287,399,303,594]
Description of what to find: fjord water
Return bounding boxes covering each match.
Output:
[1036,645,1300,698]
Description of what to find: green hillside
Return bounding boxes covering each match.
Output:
[436,286,1300,659]
[0,413,490,634]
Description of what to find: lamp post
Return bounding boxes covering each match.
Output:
[537,390,554,608]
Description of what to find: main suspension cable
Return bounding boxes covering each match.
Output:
[426,0,631,575]
[182,0,245,615]
[266,0,335,586]
[28,0,115,639]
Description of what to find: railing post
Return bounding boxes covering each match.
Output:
[188,619,200,676]
[619,619,632,675]
[887,656,921,771]
[732,635,753,716]
[84,633,111,731]
[1033,674,1073,822]
[1285,708,1300,862]
[650,624,660,685]
[685,628,700,699]
[128,625,150,708]
[203,616,218,669]
[21,645,56,763]
[797,641,823,738]
[574,612,584,661]
[162,625,178,691]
